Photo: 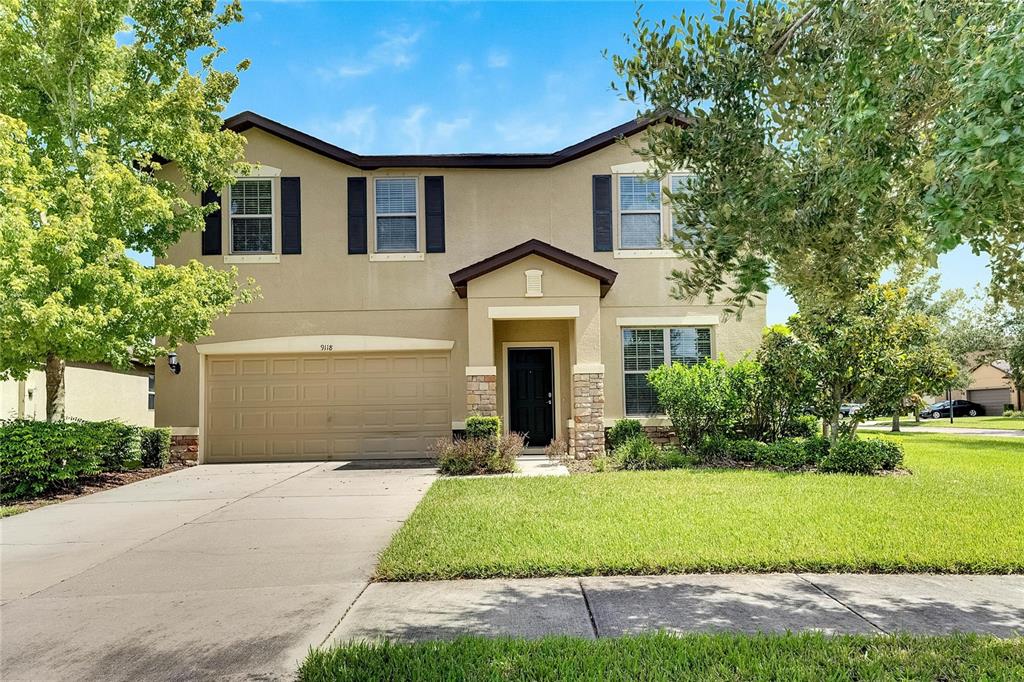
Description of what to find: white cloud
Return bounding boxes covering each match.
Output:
[398,106,473,153]
[494,116,562,149]
[455,61,473,78]
[486,49,509,69]
[317,27,423,81]
[308,106,378,152]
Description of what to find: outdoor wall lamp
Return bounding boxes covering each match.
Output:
[167,352,182,375]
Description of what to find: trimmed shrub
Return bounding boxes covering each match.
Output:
[647,357,761,448]
[465,416,501,442]
[88,421,143,471]
[698,435,762,464]
[140,427,172,468]
[755,438,809,470]
[435,432,522,475]
[783,415,819,439]
[820,438,905,474]
[0,420,102,500]
[615,434,662,470]
[607,418,643,451]
[1003,409,1024,418]
[802,434,831,465]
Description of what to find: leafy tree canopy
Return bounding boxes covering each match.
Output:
[613,0,1023,315]
[0,0,257,419]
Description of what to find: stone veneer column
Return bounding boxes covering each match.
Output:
[169,434,198,463]
[572,372,605,459]
[466,374,498,417]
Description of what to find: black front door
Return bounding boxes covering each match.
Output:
[508,348,554,447]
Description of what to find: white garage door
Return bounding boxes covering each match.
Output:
[967,388,1010,416]
[204,352,451,462]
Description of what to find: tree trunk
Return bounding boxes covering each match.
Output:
[45,353,65,422]
[891,413,901,433]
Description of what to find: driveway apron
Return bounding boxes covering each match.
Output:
[0,460,435,681]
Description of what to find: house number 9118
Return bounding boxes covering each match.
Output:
[320,344,333,351]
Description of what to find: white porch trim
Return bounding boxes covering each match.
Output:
[488,305,580,320]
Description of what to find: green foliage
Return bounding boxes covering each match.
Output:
[614,434,661,470]
[607,418,644,451]
[697,435,762,465]
[0,420,101,500]
[0,0,257,418]
[464,416,501,442]
[820,439,905,475]
[750,327,815,442]
[1004,410,1024,419]
[789,282,958,442]
[615,435,692,471]
[647,356,757,448]
[91,421,143,471]
[140,427,171,468]
[612,0,1024,315]
[802,435,831,465]
[754,438,809,470]
[784,415,819,439]
[435,433,522,476]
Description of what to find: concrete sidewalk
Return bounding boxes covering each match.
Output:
[331,574,1024,643]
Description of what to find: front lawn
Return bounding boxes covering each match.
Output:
[899,415,1024,430]
[377,434,1023,579]
[299,632,1024,682]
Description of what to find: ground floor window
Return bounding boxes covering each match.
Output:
[622,327,712,415]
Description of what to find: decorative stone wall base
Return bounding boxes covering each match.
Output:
[641,425,677,446]
[466,374,497,417]
[571,372,605,459]
[170,435,198,463]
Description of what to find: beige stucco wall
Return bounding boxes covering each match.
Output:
[156,124,766,430]
[1,363,153,426]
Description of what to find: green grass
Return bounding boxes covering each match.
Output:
[377,434,1023,579]
[299,632,1024,682]
[0,505,27,518]
[897,415,1024,430]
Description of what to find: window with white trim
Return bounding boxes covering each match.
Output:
[375,178,418,253]
[619,175,662,249]
[229,179,274,253]
[147,374,155,410]
[622,327,712,415]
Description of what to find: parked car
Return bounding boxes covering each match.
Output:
[919,400,986,419]
[839,403,864,417]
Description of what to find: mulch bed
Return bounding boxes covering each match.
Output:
[2,461,195,514]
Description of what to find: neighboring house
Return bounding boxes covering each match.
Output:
[950,360,1022,413]
[0,361,155,426]
[155,112,765,463]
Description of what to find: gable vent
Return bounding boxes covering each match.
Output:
[525,269,543,297]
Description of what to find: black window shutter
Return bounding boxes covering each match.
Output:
[424,176,445,253]
[281,177,301,254]
[592,174,613,252]
[347,177,368,254]
[201,188,222,255]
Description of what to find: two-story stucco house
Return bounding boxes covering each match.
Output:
[156,112,765,463]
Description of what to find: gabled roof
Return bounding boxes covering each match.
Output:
[449,239,617,298]
[223,110,687,170]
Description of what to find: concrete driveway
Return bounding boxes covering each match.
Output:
[0,460,435,681]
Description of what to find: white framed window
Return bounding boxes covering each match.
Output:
[622,327,712,416]
[229,179,274,253]
[375,178,418,253]
[618,175,662,249]
[148,374,155,410]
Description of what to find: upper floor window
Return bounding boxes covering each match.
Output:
[622,327,712,415]
[229,179,273,253]
[619,175,662,249]
[669,173,695,247]
[375,178,418,253]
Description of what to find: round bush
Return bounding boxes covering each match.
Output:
[819,438,904,474]
[783,415,819,438]
[615,434,663,470]
[802,435,831,465]
[607,419,644,452]
[754,438,809,470]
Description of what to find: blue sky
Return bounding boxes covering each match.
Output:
[174,0,991,322]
